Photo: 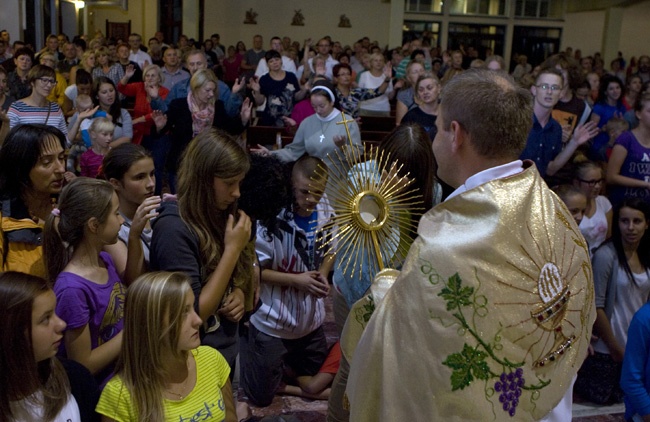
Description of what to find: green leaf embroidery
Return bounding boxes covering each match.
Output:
[443,344,490,391]
[361,295,375,323]
[439,273,474,311]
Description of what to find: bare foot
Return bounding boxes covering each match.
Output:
[236,400,252,422]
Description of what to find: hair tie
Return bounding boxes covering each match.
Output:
[311,85,335,103]
[51,208,61,217]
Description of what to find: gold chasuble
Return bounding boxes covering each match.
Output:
[346,165,596,421]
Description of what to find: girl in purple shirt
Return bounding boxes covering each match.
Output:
[607,93,650,206]
[43,177,126,383]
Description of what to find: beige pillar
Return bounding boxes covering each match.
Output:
[388,0,405,48]
[183,0,199,41]
[601,7,623,66]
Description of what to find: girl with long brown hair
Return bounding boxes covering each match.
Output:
[150,128,255,371]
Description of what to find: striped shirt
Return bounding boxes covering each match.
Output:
[96,346,229,421]
[92,63,125,88]
[7,100,68,139]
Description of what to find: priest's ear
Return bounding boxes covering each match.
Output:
[449,120,466,153]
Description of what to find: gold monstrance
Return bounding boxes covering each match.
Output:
[310,112,426,278]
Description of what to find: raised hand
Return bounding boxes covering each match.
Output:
[240,97,253,125]
[124,64,136,80]
[572,121,599,146]
[383,63,392,79]
[232,77,245,94]
[151,110,167,131]
[248,77,261,92]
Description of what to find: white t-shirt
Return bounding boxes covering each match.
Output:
[579,195,612,255]
[118,212,152,266]
[10,392,80,422]
[358,71,392,112]
[64,85,78,103]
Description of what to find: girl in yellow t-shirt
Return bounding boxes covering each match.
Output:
[96,272,236,421]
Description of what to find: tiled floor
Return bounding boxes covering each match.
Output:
[238,292,626,421]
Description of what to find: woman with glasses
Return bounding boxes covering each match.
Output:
[573,160,612,255]
[7,65,68,140]
[607,92,650,207]
[38,53,67,108]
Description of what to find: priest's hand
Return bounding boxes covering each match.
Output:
[292,271,329,298]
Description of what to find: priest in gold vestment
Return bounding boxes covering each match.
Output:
[346,69,596,421]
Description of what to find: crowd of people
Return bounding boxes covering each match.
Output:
[2,25,650,421]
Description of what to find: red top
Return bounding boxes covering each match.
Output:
[319,341,341,374]
[118,82,169,144]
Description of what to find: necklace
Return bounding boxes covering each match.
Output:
[166,388,186,400]
[319,119,333,143]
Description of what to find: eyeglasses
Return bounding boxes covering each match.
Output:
[37,78,57,86]
[577,178,603,186]
[536,84,562,92]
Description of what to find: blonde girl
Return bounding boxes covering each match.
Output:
[96,271,236,421]
[80,117,114,178]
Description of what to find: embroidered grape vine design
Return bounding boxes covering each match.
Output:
[423,264,550,417]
